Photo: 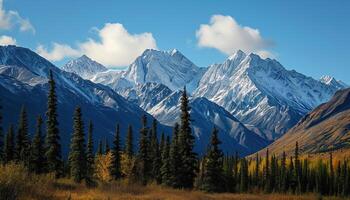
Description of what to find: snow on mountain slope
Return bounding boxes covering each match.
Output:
[122,82,173,111]
[149,91,269,155]
[194,50,340,140]
[0,45,168,155]
[320,75,348,90]
[62,55,108,79]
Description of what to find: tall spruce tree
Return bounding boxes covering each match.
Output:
[4,124,15,163]
[136,114,150,185]
[264,148,271,193]
[111,123,121,180]
[160,136,171,186]
[281,151,288,192]
[240,158,249,192]
[150,119,161,183]
[125,125,133,158]
[85,120,95,187]
[177,86,197,188]
[45,70,62,177]
[169,123,181,188]
[68,107,86,183]
[200,127,224,192]
[15,106,30,165]
[30,116,45,174]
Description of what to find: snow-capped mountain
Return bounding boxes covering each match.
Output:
[62,55,108,79]
[149,91,268,155]
[122,49,206,93]
[0,45,168,155]
[194,50,341,140]
[320,75,348,90]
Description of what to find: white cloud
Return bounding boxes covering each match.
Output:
[0,35,16,45]
[196,15,273,58]
[37,23,157,67]
[36,43,80,61]
[0,0,35,33]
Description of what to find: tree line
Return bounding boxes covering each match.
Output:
[0,70,349,196]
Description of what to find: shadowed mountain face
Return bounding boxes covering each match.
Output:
[257,88,350,157]
[0,45,169,156]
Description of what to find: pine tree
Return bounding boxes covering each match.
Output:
[135,114,150,185]
[329,153,334,195]
[169,123,181,188]
[281,151,288,192]
[30,116,45,174]
[240,158,249,192]
[68,107,86,183]
[111,123,121,180]
[97,140,103,155]
[160,136,171,186]
[149,119,161,183]
[177,86,197,188]
[3,124,15,163]
[15,106,30,165]
[45,70,62,177]
[264,148,271,193]
[85,120,95,187]
[125,125,133,158]
[200,127,224,192]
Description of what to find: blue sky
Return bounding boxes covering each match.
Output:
[1,0,350,83]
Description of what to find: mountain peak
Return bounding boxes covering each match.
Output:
[228,49,247,61]
[320,75,348,90]
[62,55,107,79]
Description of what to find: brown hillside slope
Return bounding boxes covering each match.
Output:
[253,88,350,158]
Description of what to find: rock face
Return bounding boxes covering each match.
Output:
[257,88,350,157]
[194,50,342,140]
[0,45,167,156]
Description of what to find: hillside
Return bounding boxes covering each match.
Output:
[255,88,350,157]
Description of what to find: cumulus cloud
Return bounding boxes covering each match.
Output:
[196,15,273,58]
[36,43,81,61]
[0,35,16,45]
[0,0,35,33]
[37,23,157,67]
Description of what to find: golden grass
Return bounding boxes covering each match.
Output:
[51,181,347,200]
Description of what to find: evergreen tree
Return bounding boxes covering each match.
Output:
[135,114,150,185]
[169,123,181,188]
[45,70,62,177]
[111,123,121,180]
[85,120,95,187]
[177,86,197,188]
[3,124,15,163]
[294,141,301,193]
[68,107,86,183]
[160,136,171,186]
[264,148,271,193]
[240,158,249,192]
[15,106,30,165]
[125,125,133,158]
[200,127,224,192]
[149,119,161,183]
[329,153,334,195]
[280,151,288,192]
[30,116,45,174]
[97,140,103,155]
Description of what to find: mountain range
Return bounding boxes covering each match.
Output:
[0,44,348,156]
